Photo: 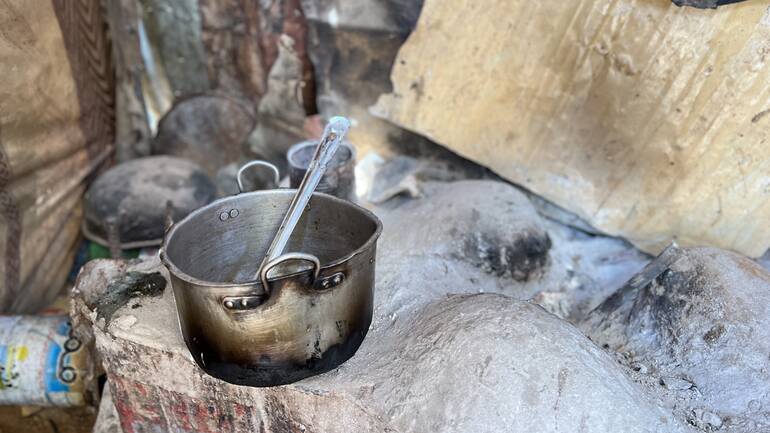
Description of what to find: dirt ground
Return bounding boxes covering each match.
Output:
[0,406,95,433]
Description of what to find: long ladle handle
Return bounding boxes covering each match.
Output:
[255,116,351,279]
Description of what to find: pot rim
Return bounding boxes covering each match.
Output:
[287,140,356,171]
[159,189,382,289]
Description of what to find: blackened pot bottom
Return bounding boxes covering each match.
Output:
[186,329,368,387]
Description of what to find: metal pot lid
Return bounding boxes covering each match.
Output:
[83,156,217,248]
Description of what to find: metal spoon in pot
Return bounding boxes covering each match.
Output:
[254,116,351,279]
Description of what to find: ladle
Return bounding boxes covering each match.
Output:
[254,116,351,279]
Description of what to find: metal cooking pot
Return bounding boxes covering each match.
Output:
[83,156,217,250]
[160,169,382,387]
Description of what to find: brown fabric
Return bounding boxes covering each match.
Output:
[0,0,114,313]
[0,138,21,308]
[52,0,115,162]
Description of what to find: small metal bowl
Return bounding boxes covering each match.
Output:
[287,140,356,200]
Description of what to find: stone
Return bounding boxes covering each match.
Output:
[0,0,114,313]
[691,409,724,430]
[73,176,699,432]
[74,258,693,433]
[372,0,770,258]
[372,180,556,320]
[367,155,422,203]
[540,217,650,321]
[333,294,694,433]
[631,361,649,375]
[661,376,695,392]
[583,245,770,431]
[372,179,648,321]
[93,383,121,433]
[672,0,745,8]
[366,155,496,204]
[759,249,770,273]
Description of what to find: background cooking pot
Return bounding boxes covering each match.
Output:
[160,174,381,387]
[287,140,356,200]
[83,156,217,250]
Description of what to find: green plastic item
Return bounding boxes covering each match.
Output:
[87,242,139,260]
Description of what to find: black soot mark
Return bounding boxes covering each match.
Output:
[462,230,551,282]
[93,272,166,324]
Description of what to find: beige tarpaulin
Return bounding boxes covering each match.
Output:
[373,0,770,257]
[0,0,113,312]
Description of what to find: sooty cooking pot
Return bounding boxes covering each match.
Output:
[160,188,382,387]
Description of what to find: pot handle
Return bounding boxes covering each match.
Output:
[260,252,321,295]
[237,160,280,193]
